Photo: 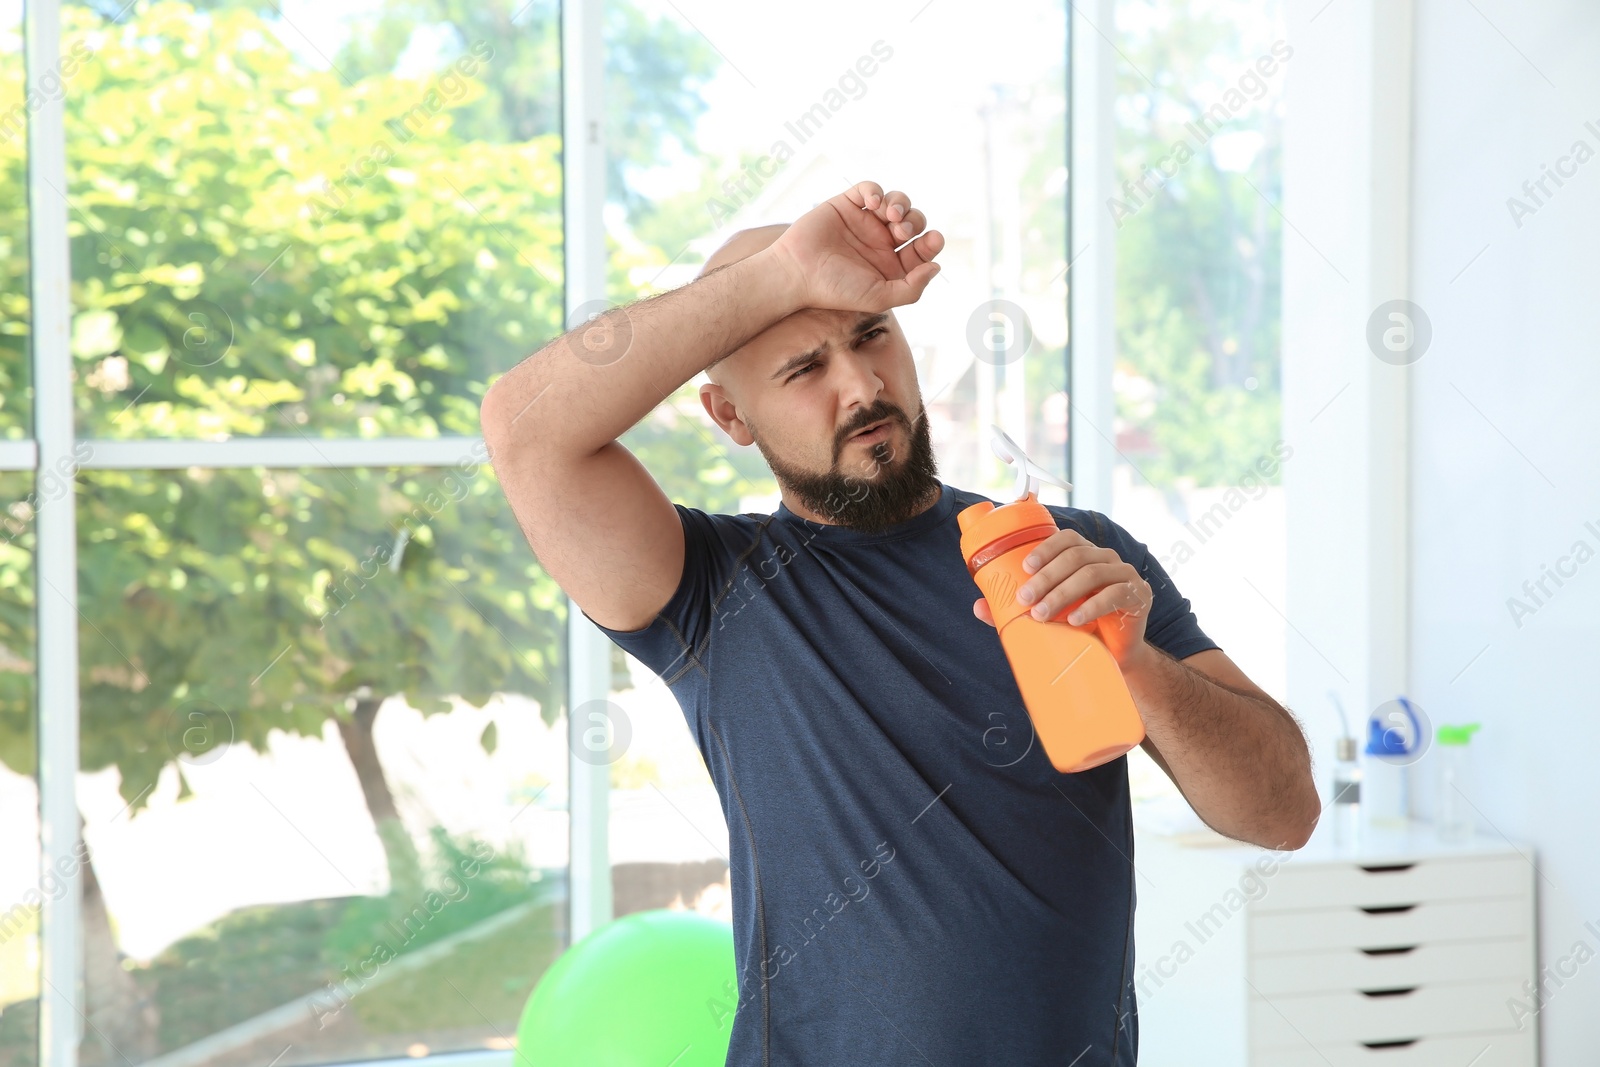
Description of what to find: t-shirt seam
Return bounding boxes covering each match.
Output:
[658,617,700,685]
[1111,821,1136,1062]
[649,512,777,685]
[710,718,770,1067]
[689,515,780,676]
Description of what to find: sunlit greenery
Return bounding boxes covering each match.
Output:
[1112,0,1283,486]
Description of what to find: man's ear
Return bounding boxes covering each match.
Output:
[699,381,755,447]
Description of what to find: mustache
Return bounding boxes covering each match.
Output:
[836,403,910,453]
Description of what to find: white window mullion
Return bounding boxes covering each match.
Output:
[26,0,83,1060]
[0,440,38,471]
[75,435,487,470]
[1068,0,1118,514]
[561,0,612,945]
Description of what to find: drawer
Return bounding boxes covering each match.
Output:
[1251,898,1531,954]
[1250,938,1531,996]
[1249,978,1525,1048]
[1255,854,1531,913]
[1250,1026,1535,1066]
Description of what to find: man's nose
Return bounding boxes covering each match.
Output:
[832,347,885,413]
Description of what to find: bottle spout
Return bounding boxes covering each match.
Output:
[990,425,1072,501]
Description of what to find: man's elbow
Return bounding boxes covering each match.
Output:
[479,372,520,444]
[1262,777,1320,851]
[480,361,556,460]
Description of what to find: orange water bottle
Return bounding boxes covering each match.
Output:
[959,428,1145,773]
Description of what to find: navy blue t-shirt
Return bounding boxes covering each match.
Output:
[585,481,1219,1066]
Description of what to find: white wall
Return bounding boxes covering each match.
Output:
[1288,1,1600,1062]
[1410,1,1600,1061]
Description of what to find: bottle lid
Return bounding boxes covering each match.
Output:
[1335,736,1356,761]
[957,493,1057,569]
[1365,698,1424,757]
[1437,722,1481,746]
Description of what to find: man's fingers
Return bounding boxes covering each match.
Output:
[886,258,942,306]
[844,180,886,212]
[1018,543,1112,603]
[1023,560,1129,621]
[870,189,912,226]
[889,207,926,244]
[897,228,943,275]
[1020,528,1092,574]
[1065,581,1148,627]
[834,181,943,305]
[973,598,995,627]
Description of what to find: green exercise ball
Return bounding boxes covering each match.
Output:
[514,908,737,1066]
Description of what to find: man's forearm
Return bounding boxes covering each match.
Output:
[1121,645,1319,849]
[481,248,804,458]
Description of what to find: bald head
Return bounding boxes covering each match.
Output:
[699,223,790,385]
[698,222,789,280]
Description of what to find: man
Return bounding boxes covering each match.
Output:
[480,180,1319,1065]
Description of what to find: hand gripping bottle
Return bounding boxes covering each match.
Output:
[958,427,1145,773]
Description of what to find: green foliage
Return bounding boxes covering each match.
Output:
[69,461,565,808]
[143,896,352,1048]
[0,2,572,807]
[59,1,562,438]
[1112,0,1284,487]
[0,474,35,776]
[0,31,29,437]
[320,0,717,224]
[91,832,547,1050]
[321,828,544,966]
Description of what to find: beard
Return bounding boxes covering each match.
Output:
[752,398,941,532]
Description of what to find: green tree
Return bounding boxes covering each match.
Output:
[0,1,560,1053]
[1,0,748,1051]
[1111,0,1283,488]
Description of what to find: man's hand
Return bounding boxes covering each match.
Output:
[970,527,1155,668]
[766,180,944,312]
[971,529,1319,849]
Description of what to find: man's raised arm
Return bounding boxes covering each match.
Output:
[478,180,942,633]
[478,246,804,633]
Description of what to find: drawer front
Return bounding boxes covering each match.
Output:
[1250,1026,1535,1067]
[1251,898,1531,954]
[1249,979,1525,1048]
[1256,854,1532,913]
[1250,938,1532,996]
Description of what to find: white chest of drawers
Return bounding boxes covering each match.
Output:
[1131,816,1538,1066]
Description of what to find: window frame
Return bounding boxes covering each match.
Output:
[14,0,1095,1063]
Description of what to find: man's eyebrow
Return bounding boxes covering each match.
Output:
[768,313,890,381]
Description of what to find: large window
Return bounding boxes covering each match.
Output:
[1110,0,1289,812]
[1,0,37,1062]
[8,0,572,1061]
[2,0,1083,1065]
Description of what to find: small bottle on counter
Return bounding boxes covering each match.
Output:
[1331,735,1362,848]
[1436,722,1481,843]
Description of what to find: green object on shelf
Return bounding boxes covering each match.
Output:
[515,909,737,1066]
[1437,722,1482,746]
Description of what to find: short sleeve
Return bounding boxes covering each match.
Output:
[1066,508,1221,662]
[581,503,740,685]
